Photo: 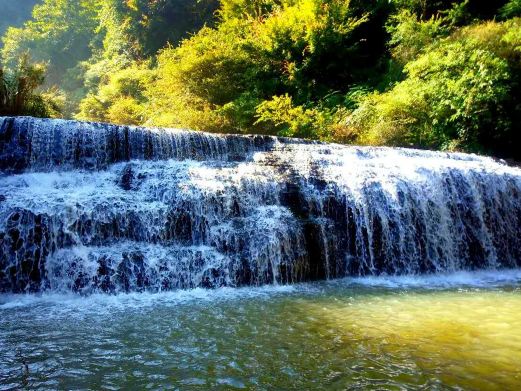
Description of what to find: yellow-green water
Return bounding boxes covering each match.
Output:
[306,290,521,389]
[1,272,521,390]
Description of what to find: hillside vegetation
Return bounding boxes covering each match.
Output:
[1,0,520,159]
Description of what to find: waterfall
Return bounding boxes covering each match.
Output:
[1,116,520,294]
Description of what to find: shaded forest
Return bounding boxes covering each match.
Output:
[1,0,520,159]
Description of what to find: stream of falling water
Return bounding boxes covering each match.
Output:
[2,117,521,293]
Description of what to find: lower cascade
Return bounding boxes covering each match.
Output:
[1,116,521,294]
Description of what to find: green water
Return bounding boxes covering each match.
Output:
[1,271,521,390]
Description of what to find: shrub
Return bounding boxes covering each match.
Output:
[348,19,520,157]
[76,64,154,125]
[0,54,63,117]
[146,0,375,136]
[387,10,448,65]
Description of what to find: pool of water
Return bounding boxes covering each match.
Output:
[2,270,521,390]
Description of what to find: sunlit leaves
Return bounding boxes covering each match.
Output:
[349,18,520,155]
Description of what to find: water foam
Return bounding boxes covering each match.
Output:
[1,117,521,294]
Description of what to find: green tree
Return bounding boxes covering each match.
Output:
[146,0,388,136]
[77,63,154,125]
[2,0,519,160]
[76,0,219,122]
[0,0,39,45]
[0,54,62,117]
[500,0,521,18]
[1,0,101,86]
[386,10,447,65]
[1,0,102,115]
[1,0,218,118]
[347,18,521,157]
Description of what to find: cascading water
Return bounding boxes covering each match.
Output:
[1,116,520,294]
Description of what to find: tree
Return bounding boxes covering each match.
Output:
[2,0,101,86]
[0,54,62,117]
[77,63,154,125]
[0,0,39,44]
[146,0,389,135]
[346,18,521,158]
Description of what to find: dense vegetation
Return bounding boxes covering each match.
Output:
[1,0,218,117]
[1,0,520,159]
[0,54,62,117]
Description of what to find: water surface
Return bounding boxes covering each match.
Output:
[1,270,521,390]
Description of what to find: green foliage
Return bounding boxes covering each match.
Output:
[219,0,287,20]
[0,54,62,117]
[77,64,154,125]
[2,0,101,86]
[0,0,218,118]
[255,94,326,138]
[1,0,102,116]
[501,0,521,18]
[387,10,447,65]
[1,0,520,160]
[144,23,249,132]
[76,0,220,123]
[97,0,219,60]
[254,93,351,140]
[349,18,521,157]
[390,0,509,21]
[146,0,388,137]
[0,0,39,45]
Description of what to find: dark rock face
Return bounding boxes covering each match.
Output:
[1,116,521,294]
[0,117,30,172]
[0,209,52,293]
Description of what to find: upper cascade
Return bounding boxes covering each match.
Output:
[0,116,281,172]
[1,117,521,294]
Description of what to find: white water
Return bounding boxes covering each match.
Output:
[1,268,521,312]
[1,117,521,293]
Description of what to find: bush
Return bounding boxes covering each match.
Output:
[348,18,521,157]
[77,64,154,125]
[387,10,448,65]
[500,0,521,19]
[255,94,336,139]
[0,54,63,117]
[146,0,379,136]
[145,23,252,132]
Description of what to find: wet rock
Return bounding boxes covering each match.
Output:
[1,116,521,294]
[119,164,134,191]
